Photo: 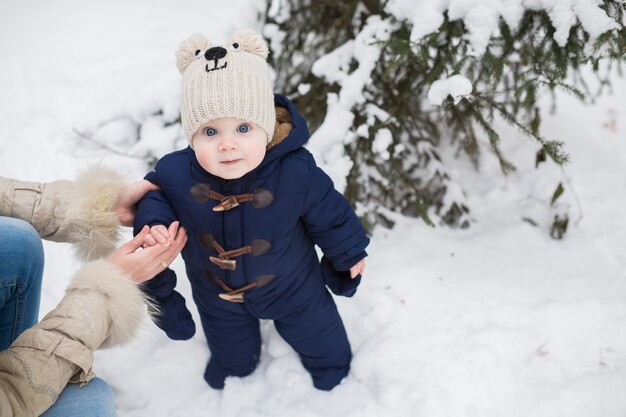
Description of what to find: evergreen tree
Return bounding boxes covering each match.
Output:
[262,0,626,233]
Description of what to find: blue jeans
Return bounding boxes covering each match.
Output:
[0,216,44,350]
[0,216,117,416]
[42,377,116,417]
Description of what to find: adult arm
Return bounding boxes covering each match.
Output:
[0,167,126,260]
[0,223,187,417]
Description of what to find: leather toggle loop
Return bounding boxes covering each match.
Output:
[190,183,273,211]
[199,233,216,248]
[205,271,277,303]
[205,270,232,292]
[200,234,271,271]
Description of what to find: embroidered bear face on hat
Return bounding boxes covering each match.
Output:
[176,29,275,145]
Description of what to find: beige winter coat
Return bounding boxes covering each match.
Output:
[0,168,149,417]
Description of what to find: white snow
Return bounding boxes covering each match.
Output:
[387,0,619,54]
[1,2,625,417]
[428,74,474,106]
[372,128,393,160]
[408,1,447,43]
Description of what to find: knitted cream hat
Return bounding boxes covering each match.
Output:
[175,29,275,145]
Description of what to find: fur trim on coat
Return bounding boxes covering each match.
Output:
[66,166,126,261]
[66,259,150,348]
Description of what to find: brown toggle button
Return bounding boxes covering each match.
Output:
[209,256,236,270]
[255,274,276,288]
[250,239,272,256]
[213,196,239,212]
[252,188,274,208]
[190,183,212,203]
[219,293,244,303]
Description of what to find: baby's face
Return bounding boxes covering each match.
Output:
[192,117,268,179]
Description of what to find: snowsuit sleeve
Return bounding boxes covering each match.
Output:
[301,154,369,296]
[133,162,196,340]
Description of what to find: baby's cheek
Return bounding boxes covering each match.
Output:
[194,147,213,169]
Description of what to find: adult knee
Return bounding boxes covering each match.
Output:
[79,377,116,417]
[0,217,44,284]
[42,377,116,417]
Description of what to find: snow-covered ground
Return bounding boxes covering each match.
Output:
[1,1,625,416]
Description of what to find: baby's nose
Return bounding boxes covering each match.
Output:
[205,47,227,61]
[219,136,237,150]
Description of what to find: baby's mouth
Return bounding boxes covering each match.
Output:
[221,159,241,165]
[206,61,228,73]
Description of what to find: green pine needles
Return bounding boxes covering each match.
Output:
[263,0,625,232]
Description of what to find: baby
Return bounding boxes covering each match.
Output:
[134,29,369,391]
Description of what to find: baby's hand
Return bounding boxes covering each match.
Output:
[349,258,366,279]
[144,224,171,247]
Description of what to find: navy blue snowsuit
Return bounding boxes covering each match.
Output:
[134,94,369,390]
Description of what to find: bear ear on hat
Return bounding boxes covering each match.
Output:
[228,29,269,60]
[176,33,212,74]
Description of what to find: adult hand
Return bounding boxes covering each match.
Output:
[114,180,160,227]
[107,221,187,283]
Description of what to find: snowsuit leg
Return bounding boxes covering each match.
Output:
[197,301,261,389]
[274,288,352,390]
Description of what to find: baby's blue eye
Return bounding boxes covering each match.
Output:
[237,124,250,133]
[205,127,217,136]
